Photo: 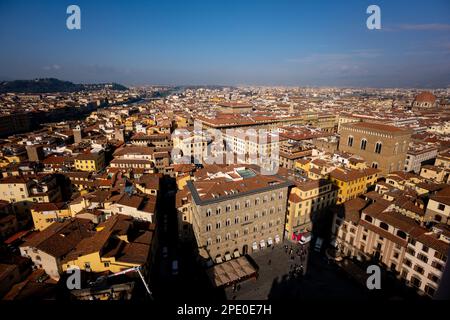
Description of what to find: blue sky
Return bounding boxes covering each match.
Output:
[0,0,449,87]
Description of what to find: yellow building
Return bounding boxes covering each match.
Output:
[286,179,337,239]
[31,202,71,231]
[0,175,62,215]
[74,152,105,172]
[0,157,9,168]
[62,214,155,274]
[330,167,380,204]
[4,154,27,164]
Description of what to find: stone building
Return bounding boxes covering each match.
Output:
[187,165,292,264]
[339,122,412,176]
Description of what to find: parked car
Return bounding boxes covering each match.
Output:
[171,260,179,275]
[314,237,323,252]
[162,246,168,258]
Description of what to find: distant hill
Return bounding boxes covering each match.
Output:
[0,78,128,93]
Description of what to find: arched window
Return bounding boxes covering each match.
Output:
[225,205,231,212]
[235,202,240,210]
[216,221,221,229]
[348,136,354,147]
[234,216,240,224]
[371,162,378,169]
[216,207,221,215]
[380,222,389,230]
[360,139,367,150]
[397,230,407,239]
[206,209,212,217]
[225,219,231,226]
[206,224,212,232]
[375,142,382,154]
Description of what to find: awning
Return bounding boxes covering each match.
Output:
[206,256,258,288]
[252,242,258,250]
[233,250,240,258]
[268,238,273,245]
[260,240,266,248]
[215,256,223,264]
[224,253,232,261]
[275,235,281,243]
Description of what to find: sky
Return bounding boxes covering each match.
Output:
[0,0,449,88]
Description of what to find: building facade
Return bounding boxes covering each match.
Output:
[339,122,412,176]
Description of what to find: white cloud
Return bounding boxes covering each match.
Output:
[43,64,61,70]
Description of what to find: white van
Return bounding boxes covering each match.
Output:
[299,233,312,245]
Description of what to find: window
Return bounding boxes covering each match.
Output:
[216,207,221,215]
[432,261,444,271]
[410,276,421,288]
[397,230,407,239]
[406,247,415,256]
[375,142,382,154]
[206,224,212,232]
[404,259,412,267]
[360,139,367,150]
[347,136,354,147]
[414,265,424,275]
[380,222,389,231]
[216,222,221,229]
[428,273,439,283]
[206,209,211,217]
[417,253,428,263]
[425,285,436,297]
[371,162,378,169]
[438,203,445,211]
[364,215,373,223]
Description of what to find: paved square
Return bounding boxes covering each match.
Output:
[225,241,370,300]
